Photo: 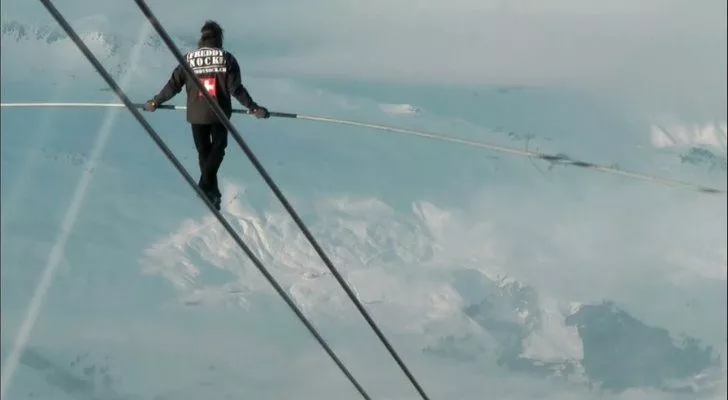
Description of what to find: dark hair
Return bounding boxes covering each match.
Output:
[198,20,223,48]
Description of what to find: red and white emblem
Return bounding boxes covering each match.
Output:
[198,76,217,97]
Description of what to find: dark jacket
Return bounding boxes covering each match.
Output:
[152,47,260,125]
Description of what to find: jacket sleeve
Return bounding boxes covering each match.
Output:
[226,54,260,111]
[153,65,186,105]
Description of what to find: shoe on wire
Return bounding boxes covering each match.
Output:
[208,191,221,211]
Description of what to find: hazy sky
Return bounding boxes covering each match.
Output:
[4,0,727,118]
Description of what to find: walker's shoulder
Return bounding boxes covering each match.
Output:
[223,50,238,61]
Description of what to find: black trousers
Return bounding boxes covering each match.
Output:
[191,123,228,196]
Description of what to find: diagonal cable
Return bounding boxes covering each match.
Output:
[132,2,432,398]
[35,0,372,398]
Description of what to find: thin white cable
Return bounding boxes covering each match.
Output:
[0,24,152,400]
[1,102,132,109]
[1,101,725,195]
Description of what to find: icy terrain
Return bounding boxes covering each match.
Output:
[1,1,726,399]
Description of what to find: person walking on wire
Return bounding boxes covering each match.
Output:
[143,20,269,210]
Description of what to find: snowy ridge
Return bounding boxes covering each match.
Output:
[141,181,468,318]
[140,180,724,394]
[0,19,166,52]
[379,103,422,116]
[650,121,728,152]
[0,19,186,85]
[141,180,573,344]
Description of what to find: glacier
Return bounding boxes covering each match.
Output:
[1,1,727,399]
